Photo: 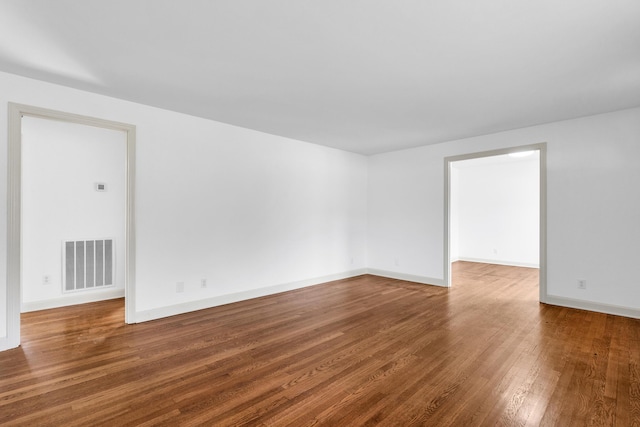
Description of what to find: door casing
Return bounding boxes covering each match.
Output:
[6,102,136,349]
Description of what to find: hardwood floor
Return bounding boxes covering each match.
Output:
[1,262,639,426]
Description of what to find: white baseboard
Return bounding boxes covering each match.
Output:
[8,272,638,354]
[135,269,368,323]
[456,257,539,269]
[366,269,446,287]
[22,288,125,313]
[544,295,640,319]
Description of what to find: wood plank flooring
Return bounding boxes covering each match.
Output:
[1,262,639,426]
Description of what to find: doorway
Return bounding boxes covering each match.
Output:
[444,144,547,302]
[6,103,136,349]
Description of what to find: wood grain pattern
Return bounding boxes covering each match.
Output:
[1,262,638,426]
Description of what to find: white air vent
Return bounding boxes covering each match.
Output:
[63,239,115,292]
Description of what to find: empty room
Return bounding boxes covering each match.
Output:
[0,1,639,426]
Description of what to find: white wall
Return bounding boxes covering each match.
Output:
[21,117,126,309]
[453,155,539,267]
[368,107,640,315]
[134,118,367,316]
[0,70,368,344]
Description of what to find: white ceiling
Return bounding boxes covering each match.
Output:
[1,1,639,155]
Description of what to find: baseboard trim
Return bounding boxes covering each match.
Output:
[135,269,368,323]
[22,288,125,313]
[366,269,446,287]
[544,295,640,319]
[456,257,539,269]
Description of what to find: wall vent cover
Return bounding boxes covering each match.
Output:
[63,239,114,292]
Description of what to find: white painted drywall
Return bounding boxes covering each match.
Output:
[368,107,640,312]
[0,70,368,344]
[21,116,126,308]
[452,155,539,267]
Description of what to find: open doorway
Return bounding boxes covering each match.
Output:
[444,144,547,302]
[21,116,126,311]
[6,103,136,349]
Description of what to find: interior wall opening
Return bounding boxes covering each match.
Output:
[6,103,136,349]
[444,144,547,302]
[21,116,127,313]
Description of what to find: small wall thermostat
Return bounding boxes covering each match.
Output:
[95,183,107,192]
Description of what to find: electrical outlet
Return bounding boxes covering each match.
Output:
[176,282,185,293]
[577,279,586,290]
[394,258,400,266]
[493,248,498,255]
[200,279,207,289]
[43,275,51,285]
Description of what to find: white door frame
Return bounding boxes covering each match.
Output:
[6,103,136,349]
[443,143,547,303]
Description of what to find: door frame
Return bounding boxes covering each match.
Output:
[6,102,136,349]
[443,143,547,303]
